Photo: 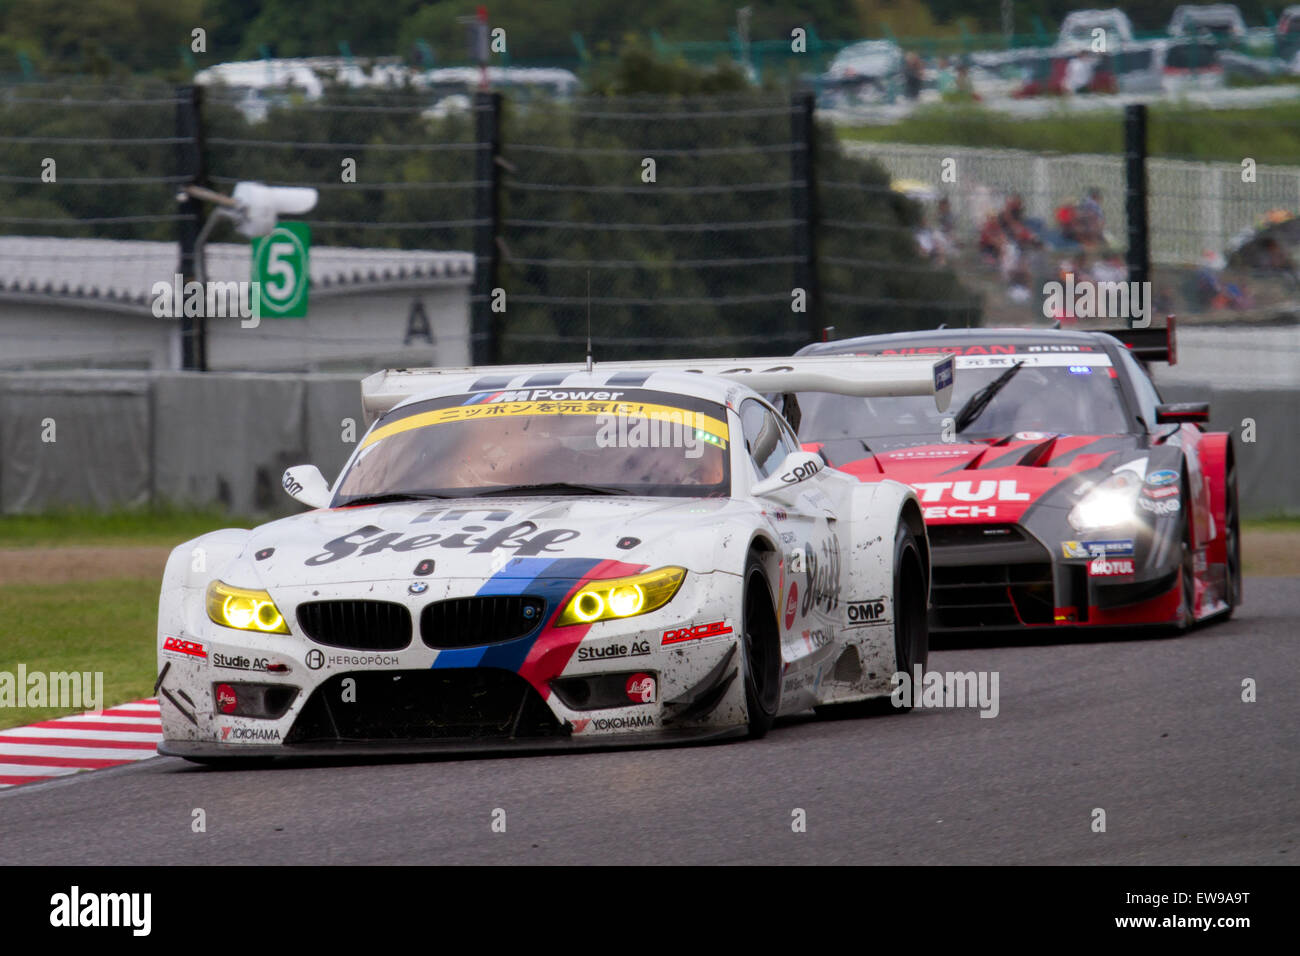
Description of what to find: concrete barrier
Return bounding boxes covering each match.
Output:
[1157,383,1299,518]
[0,371,362,516]
[0,371,1294,518]
[0,375,152,513]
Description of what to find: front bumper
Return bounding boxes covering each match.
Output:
[157,571,749,753]
[925,522,1182,631]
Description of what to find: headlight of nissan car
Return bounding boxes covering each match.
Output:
[555,566,686,627]
[206,580,290,634]
[1068,472,1141,532]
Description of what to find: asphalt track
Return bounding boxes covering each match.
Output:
[1,577,1295,866]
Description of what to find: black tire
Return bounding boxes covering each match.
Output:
[815,518,928,718]
[1223,457,1243,617]
[889,519,929,712]
[740,552,781,739]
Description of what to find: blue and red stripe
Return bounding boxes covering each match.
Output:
[430,556,647,695]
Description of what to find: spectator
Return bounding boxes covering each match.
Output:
[999,194,1041,249]
[1076,187,1105,244]
[955,60,980,101]
[978,208,1008,261]
[937,196,955,238]
[979,194,1036,259]
[903,51,924,99]
[1055,202,1080,244]
[1260,236,1295,272]
[979,194,1040,300]
[1192,250,1252,310]
[916,202,955,265]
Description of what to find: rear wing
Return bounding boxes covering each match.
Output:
[1098,317,1177,365]
[360,354,955,423]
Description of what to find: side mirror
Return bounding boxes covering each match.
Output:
[281,465,332,509]
[750,451,826,499]
[1155,402,1209,425]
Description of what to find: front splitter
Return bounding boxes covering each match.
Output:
[158,725,747,761]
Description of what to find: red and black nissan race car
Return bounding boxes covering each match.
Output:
[789,325,1241,633]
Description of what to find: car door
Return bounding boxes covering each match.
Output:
[738,398,842,674]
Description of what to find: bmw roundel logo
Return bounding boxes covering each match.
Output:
[522,605,538,620]
[305,649,325,670]
[408,581,428,594]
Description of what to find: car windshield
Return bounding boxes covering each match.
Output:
[334,388,731,504]
[797,350,1132,450]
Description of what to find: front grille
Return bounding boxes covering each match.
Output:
[296,600,412,650]
[420,595,546,649]
[928,524,1047,566]
[927,524,1028,547]
[285,669,564,743]
[930,562,1056,629]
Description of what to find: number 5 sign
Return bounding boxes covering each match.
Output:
[251,221,310,318]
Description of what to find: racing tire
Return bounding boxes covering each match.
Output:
[815,518,928,718]
[887,519,929,712]
[740,552,781,739]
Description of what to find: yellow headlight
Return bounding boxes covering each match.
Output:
[206,581,290,634]
[556,567,685,627]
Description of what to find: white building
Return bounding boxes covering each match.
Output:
[0,237,474,372]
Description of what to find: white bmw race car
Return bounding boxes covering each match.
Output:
[155,354,955,760]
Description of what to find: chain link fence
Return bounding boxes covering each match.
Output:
[201,88,486,253]
[0,81,188,314]
[19,80,1298,365]
[851,140,1300,267]
[0,80,980,371]
[845,106,1300,326]
[496,93,810,360]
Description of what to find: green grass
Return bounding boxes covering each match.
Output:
[1243,516,1300,532]
[837,100,1300,166]
[0,578,158,729]
[0,507,256,549]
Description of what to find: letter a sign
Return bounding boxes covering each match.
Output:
[252,221,310,318]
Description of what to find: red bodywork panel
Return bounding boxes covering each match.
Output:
[806,427,1233,628]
